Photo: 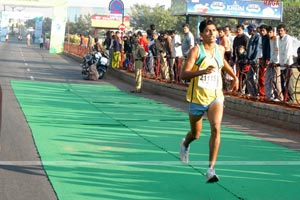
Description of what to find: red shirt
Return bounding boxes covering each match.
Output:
[139,37,149,52]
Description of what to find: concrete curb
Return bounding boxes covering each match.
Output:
[65,53,300,132]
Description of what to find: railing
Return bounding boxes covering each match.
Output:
[64,43,89,58]
[64,42,300,106]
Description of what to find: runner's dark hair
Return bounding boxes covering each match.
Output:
[199,19,216,33]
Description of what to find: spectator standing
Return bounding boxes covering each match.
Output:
[246,24,260,98]
[131,38,146,93]
[32,33,35,44]
[181,24,195,84]
[137,31,149,53]
[5,34,9,42]
[146,29,155,77]
[232,24,249,64]
[149,31,163,79]
[219,27,233,90]
[104,31,113,57]
[112,31,122,69]
[181,23,195,59]
[158,31,169,81]
[87,33,94,53]
[27,33,31,46]
[149,24,157,41]
[39,36,44,49]
[265,26,282,101]
[218,27,231,62]
[277,24,295,102]
[163,31,174,82]
[236,45,249,94]
[224,25,235,60]
[257,25,271,99]
[94,37,108,57]
[171,30,183,82]
[79,34,83,46]
[123,35,133,70]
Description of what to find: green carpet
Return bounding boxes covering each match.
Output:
[12,80,300,200]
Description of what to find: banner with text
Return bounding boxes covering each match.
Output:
[171,0,282,20]
[49,3,67,54]
[34,17,43,42]
[91,14,130,29]
[0,12,10,42]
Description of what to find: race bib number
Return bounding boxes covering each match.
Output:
[198,71,221,90]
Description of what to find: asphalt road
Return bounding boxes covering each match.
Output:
[0,38,299,200]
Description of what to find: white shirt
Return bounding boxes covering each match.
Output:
[278,34,294,69]
[182,32,194,57]
[172,34,183,58]
[270,36,279,63]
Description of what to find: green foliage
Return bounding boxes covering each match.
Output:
[281,3,300,39]
[24,19,35,29]
[24,17,52,35]
[43,17,52,35]
[129,4,182,32]
[44,32,51,39]
[66,14,93,36]
[65,33,81,44]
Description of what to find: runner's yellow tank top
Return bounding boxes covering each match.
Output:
[186,43,224,105]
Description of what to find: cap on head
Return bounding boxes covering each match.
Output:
[247,24,256,31]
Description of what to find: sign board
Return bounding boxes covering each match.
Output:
[171,0,283,20]
[109,0,124,15]
[119,23,126,31]
[91,15,130,28]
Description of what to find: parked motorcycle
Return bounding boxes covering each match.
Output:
[81,51,109,80]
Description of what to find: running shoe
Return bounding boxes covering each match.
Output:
[180,138,189,163]
[206,168,219,183]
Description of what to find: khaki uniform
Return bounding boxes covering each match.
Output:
[132,44,146,91]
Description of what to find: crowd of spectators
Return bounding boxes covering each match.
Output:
[83,22,300,104]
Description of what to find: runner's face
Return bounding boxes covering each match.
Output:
[200,24,217,43]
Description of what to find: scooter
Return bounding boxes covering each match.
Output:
[81,52,95,80]
[94,51,109,79]
[81,51,109,80]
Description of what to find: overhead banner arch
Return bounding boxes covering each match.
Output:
[0,0,67,54]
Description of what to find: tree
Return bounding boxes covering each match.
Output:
[129,4,182,32]
[24,19,35,29]
[24,17,52,35]
[43,17,52,35]
[281,1,300,39]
